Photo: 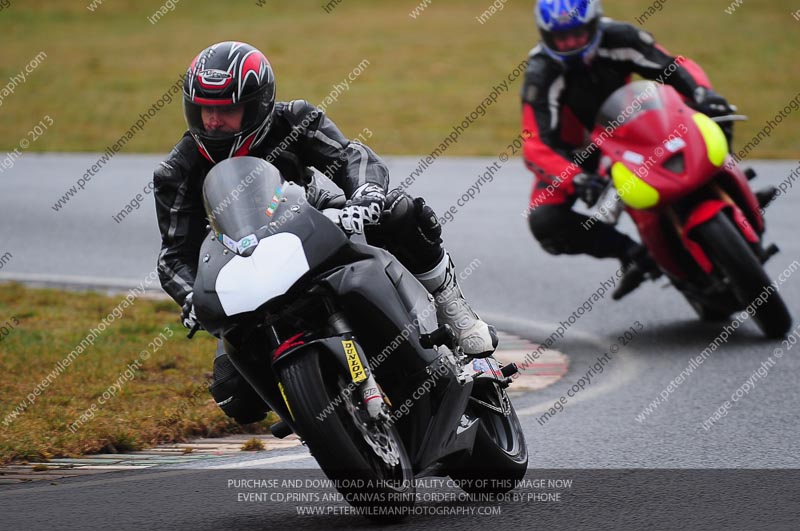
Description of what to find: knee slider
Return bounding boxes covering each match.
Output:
[384,188,414,221]
[528,206,569,255]
[384,190,441,243]
[412,197,442,244]
[527,206,557,237]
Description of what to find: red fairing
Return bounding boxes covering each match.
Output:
[627,208,687,278]
[719,156,765,233]
[590,81,765,279]
[681,201,759,273]
[681,200,730,273]
[591,87,723,206]
[673,54,712,89]
[730,206,760,243]
[656,46,712,89]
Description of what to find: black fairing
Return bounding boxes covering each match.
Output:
[192,157,480,473]
[313,245,476,469]
[194,171,349,336]
[193,234,235,337]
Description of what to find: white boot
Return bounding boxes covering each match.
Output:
[415,253,498,358]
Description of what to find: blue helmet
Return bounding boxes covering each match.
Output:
[535,0,603,64]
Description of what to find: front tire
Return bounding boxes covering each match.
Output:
[682,293,731,322]
[449,381,528,494]
[694,213,792,338]
[279,347,415,521]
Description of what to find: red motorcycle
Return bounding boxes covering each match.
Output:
[589,80,791,338]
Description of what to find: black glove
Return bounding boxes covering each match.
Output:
[181,292,198,330]
[340,183,385,234]
[692,87,735,117]
[573,172,607,208]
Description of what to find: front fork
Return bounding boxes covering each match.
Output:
[327,311,386,420]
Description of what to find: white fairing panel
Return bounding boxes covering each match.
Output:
[216,233,310,316]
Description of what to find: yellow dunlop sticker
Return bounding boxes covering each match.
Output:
[343,340,367,383]
[278,381,294,421]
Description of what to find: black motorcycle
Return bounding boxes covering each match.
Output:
[190,157,528,520]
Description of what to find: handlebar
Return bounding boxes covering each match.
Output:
[321,208,343,228]
[323,207,360,240]
[711,114,748,123]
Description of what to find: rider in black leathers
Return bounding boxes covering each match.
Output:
[154,41,497,423]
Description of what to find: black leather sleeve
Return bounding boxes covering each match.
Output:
[284,100,389,198]
[153,133,209,306]
[600,20,700,99]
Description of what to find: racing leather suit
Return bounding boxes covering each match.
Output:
[523,18,710,259]
[154,100,451,422]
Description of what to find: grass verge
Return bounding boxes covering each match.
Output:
[0,0,796,158]
[0,283,272,465]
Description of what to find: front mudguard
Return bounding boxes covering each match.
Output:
[682,200,759,273]
[272,334,371,386]
[268,334,373,437]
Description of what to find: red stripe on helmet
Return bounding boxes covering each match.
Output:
[192,96,234,105]
[240,51,266,85]
[188,53,200,74]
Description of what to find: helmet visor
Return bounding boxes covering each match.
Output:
[542,19,599,56]
[185,101,259,137]
[184,97,270,160]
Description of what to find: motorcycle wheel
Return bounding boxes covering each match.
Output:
[279,347,415,522]
[449,381,528,494]
[695,213,792,338]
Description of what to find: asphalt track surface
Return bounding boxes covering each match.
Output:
[1,155,799,530]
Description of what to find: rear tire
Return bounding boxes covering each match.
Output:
[279,348,415,522]
[449,381,528,494]
[694,214,792,338]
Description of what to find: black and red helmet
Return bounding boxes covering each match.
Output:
[183,41,276,163]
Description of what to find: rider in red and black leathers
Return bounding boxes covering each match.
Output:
[524,2,736,299]
[155,41,497,424]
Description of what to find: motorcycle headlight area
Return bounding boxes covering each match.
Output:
[216,232,310,315]
[611,162,661,209]
[219,232,259,255]
[692,112,728,167]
